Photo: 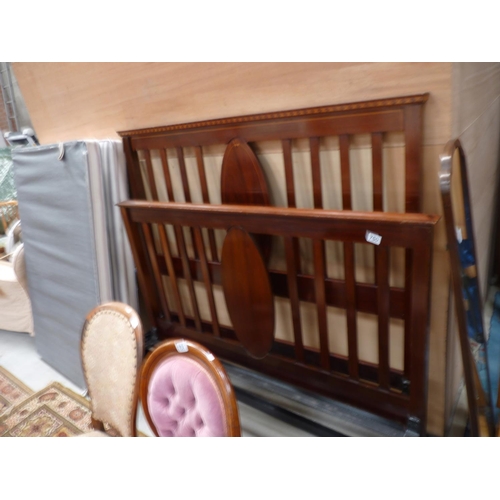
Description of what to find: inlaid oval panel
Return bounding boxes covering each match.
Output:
[221,138,272,262]
[221,227,275,359]
[221,138,271,206]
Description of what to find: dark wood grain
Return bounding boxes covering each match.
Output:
[282,139,296,208]
[121,200,437,431]
[122,136,146,200]
[193,226,220,337]
[175,224,202,332]
[157,223,186,327]
[375,245,390,389]
[282,139,302,273]
[176,146,198,259]
[166,312,407,387]
[119,94,433,433]
[221,227,275,359]
[221,138,271,207]
[284,236,304,362]
[344,241,359,379]
[164,320,411,425]
[141,222,171,322]
[372,132,384,211]
[156,252,407,319]
[143,150,159,201]
[310,137,322,209]
[313,239,330,370]
[176,146,192,203]
[221,138,272,261]
[339,134,352,210]
[120,94,428,136]
[120,94,429,151]
[120,206,159,328]
[159,149,175,200]
[404,105,423,213]
[120,201,438,247]
[195,146,218,262]
[406,241,433,435]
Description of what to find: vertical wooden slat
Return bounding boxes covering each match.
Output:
[159,148,182,258]
[284,236,304,362]
[372,132,384,212]
[176,146,192,202]
[144,150,159,201]
[282,139,302,272]
[344,241,359,379]
[120,206,159,328]
[339,134,352,210]
[313,239,329,370]
[407,239,433,436]
[340,133,358,378]
[122,137,146,200]
[157,223,186,327]
[404,105,423,213]
[310,137,323,209]
[175,224,202,332]
[310,136,328,365]
[403,105,423,379]
[375,245,390,389]
[176,146,198,259]
[159,149,175,200]
[195,146,218,262]
[282,139,296,208]
[404,253,413,379]
[193,227,220,337]
[372,132,384,290]
[142,223,171,322]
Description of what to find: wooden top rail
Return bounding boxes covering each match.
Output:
[118,94,429,150]
[119,200,439,247]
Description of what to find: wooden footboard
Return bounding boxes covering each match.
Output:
[118,93,435,434]
[120,200,438,435]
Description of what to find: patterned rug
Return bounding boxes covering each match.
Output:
[0,367,145,437]
[0,366,34,418]
[0,381,106,437]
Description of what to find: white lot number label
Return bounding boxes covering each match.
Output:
[365,230,382,246]
[175,340,189,353]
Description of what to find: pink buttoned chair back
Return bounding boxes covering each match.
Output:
[140,339,241,437]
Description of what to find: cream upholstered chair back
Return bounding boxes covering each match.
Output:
[81,302,144,437]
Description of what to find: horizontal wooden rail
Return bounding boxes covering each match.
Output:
[119,201,438,247]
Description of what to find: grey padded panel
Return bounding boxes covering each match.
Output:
[13,142,102,389]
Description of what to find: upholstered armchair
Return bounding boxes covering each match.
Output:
[79,302,144,437]
[140,338,241,437]
[0,243,34,335]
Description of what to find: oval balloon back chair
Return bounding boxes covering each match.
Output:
[80,302,144,437]
[140,339,241,437]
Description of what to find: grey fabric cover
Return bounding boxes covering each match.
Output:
[89,141,137,311]
[12,141,137,389]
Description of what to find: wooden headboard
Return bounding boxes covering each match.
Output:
[118,93,438,435]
